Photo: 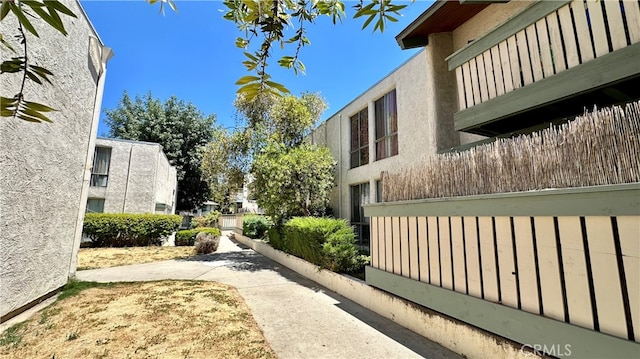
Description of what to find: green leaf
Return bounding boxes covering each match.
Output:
[9,2,39,37]
[17,114,43,123]
[23,101,56,112]
[26,4,68,36]
[1,109,15,117]
[29,65,53,76]
[385,14,398,22]
[354,2,376,18]
[265,81,290,94]
[45,0,77,18]
[235,75,260,85]
[26,70,43,84]
[361,14,375,30]
[0,0,10,21]
[22,108,53,122]
[235,37,248,48]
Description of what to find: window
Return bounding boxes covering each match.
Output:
[350,107,368,168]
[86,198,105,213]
[350,182,370,248]
[91,147,111,187]
[375,89,398,160]
[376,179,383,203]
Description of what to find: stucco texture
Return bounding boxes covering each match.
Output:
[0,1,101,318]
[311,46,466,218]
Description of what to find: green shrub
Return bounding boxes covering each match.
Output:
[276,217,368,273]
[176,229,198,246]
[83,213,181,247]
[267,225,286,250]
[192,211,221,229]
[175,227,221,246]
[243,215,273,239]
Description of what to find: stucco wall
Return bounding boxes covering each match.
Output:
[154,151,177,214]
[88,138,177,214]
[452,1,532,52]
[312,49,459,218]
[0,1,103,319]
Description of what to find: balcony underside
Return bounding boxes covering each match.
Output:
[455,43,640,137]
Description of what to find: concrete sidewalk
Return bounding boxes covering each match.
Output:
[76,235,462,359]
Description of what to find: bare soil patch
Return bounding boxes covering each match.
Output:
[0,281,275,359]
[78,246,195,270]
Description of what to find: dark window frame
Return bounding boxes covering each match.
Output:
[374,89,398,160]
[350,182,371,248]
[350,107,369,169]
[90,146,112,187]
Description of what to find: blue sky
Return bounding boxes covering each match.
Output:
[80,1,431,136]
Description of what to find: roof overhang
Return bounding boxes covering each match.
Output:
[396,0,509,50]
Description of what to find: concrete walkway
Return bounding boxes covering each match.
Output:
[76,235,462,359]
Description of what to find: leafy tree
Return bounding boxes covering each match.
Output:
[105,92,216,211]
[200,128,248,213]
[251,142,335,224]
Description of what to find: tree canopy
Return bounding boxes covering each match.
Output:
[105,92,216,211]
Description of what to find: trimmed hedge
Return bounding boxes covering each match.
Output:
[83,213,181,247]
[176,227,221,246]
[243,215,273,239]
[192,211,221,229]
[272,217,369,273]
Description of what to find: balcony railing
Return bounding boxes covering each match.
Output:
[450,0,640,113]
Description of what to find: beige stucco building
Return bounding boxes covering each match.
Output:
[309,42,484,244]
[0,1,112,321]
[87,138,178,215]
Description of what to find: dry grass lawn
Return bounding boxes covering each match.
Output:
[0,281,275,359]
[78,246,195,270]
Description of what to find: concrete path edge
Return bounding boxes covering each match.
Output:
[232,232,539,359]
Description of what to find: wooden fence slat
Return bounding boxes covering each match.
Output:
[507,35,522,89]
[558,216,594,329]
[439,217,454,290]
[546,12,567,73]
[622,0,640,44]
[514,217,540,314]
[516,31,534,86]
[585,216,628,339]
[479,216,499,302]
[451,216,467,294]
[476,55,489,103]
[617,216,640,341]
[604,0,627,51]
[558,4,580,68]
[409,217,420,281]
[418,216,430,283]
[483,50,497,100]
[428,216,441,286]
[400,217,411,278]
[464,217,482,298]
[462,62,475,107]
[571,0,595,63]
[536,18,555,78]
[534,217,566,322]
[526,25,544,82]
[499,40,515,93]
[586,0,609,57]
[371,217,379,268]
[393,217,402,276]
[385,216,393,272]
[491,46,505,96]
[455,67,467,110]
[495,217,518,309]
[469,58,482,107]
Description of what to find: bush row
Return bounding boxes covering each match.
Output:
[268,217,369,273]
[175,227,221,246]
[83,213,181,247]
[191,211,221,229]
[242,215,273,239]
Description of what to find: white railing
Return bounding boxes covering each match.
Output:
[454,0,640,111]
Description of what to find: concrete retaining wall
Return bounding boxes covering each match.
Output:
[232,233,538,359]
